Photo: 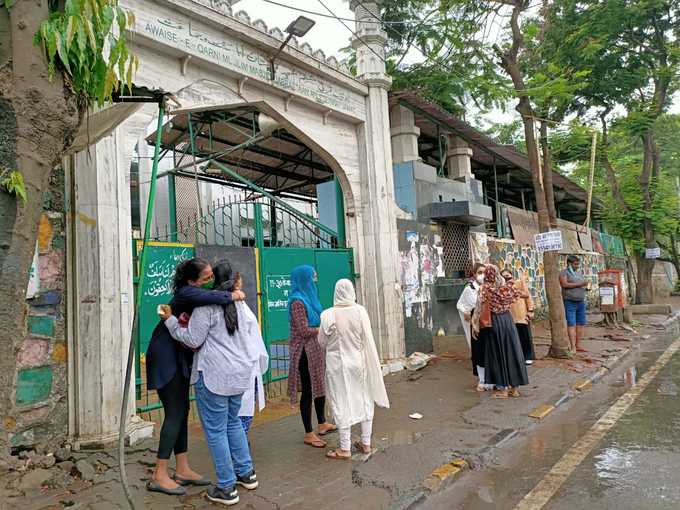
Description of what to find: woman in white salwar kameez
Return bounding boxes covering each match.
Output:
[235,275,269,436]
[318,279,390,460]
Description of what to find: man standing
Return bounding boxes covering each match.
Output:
[559,255,590,353]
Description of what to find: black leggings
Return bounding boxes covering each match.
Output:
[156,371,190,460]
[299,350,326,434]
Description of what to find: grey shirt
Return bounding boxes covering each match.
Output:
[165,304,256,397]
[560,268,586,302]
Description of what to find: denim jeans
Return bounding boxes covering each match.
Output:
[195,374,253,489]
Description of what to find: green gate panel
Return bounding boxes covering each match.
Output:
[260,248,354,343]
[314,249,354,308]
[261,248,316,342]
[135,241,195,355]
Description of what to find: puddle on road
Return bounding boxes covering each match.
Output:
[611,366,637,388]
[377,430,422,448]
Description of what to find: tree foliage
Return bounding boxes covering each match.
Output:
[33,0,138,105]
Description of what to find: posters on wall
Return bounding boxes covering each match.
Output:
[399,221,442,330]
[469,232,490,264]
[26,242,40,299]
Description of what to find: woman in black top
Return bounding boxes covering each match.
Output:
[145,258,246,495]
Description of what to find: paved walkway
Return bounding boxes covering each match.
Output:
[2,315,667,510]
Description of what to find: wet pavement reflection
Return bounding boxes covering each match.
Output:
[424,339,680,510]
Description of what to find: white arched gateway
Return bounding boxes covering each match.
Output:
[65,0,404,446]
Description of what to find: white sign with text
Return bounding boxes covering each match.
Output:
[535,230,563,253]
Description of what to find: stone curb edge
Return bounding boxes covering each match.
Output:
[527,344,635,422]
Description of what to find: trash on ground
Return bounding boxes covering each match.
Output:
[409,412,423,420]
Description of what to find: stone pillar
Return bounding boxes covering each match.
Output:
[390,104,420,163]
[66,117,153,448]
[447,135,473,180]
[350,0,405,360]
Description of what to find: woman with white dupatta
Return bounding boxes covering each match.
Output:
[318,279,390,460]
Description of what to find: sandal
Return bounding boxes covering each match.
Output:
[476,384,487,392]
[491,391,509,399]
[173,475,211,487]
[317,424,337,436]
[146,480,187,496]
[326,449,351,460]
[304,438,327,448]
[353,441,372,454]
[509,388,520,398]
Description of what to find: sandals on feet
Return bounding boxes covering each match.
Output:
[509,389,520,398]
[146,481,187,496]
[326,449,351,460]
[317,425,337,436]
[304,438,327,448]
[491,391,509,399]
[173,475,211,487]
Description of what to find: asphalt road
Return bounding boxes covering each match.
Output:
[424,332,680,510]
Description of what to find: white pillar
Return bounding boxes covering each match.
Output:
[66,120,153,448]
[447,135,473,180]
[390,104,420,164]
[350,0,405,360]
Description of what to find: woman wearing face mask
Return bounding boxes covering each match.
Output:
[457,263,491,391]
[472,265,529,399]
[161,261,260,506]
[146,258,246,496]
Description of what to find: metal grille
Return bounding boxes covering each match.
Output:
[441,223,471,276]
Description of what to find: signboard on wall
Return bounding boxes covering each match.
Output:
[535,230,563,252]
[645,247,661,259]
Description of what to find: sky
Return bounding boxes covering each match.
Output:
[236,0,679,124]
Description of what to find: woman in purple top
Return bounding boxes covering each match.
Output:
[287,265,336,448]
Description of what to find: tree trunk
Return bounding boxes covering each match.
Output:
[0,1,80,457]
[669,233,680,292]
[634,254,655,304]
[518,102,570,358]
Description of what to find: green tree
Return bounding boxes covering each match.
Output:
[381,0,575,356]
[0,0,135,458]
[545,0,680,303]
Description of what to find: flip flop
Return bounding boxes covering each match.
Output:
[326,449,351,460]
[491,392,509,399]
[352,441,372,455]
[304,438,326,448]
[173,475,211,487]
[146,481,187,496]
[317,425,337,436]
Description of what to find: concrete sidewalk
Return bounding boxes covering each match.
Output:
[2,313,672,510]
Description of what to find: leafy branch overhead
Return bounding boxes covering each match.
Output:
[32,0,138,105]
[0,170,27,203]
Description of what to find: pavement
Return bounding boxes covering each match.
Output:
[0,312,673,510]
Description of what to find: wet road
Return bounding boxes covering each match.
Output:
[425,334,680,510]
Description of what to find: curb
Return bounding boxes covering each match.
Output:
[421,459,469,494]
[528,345,634,422]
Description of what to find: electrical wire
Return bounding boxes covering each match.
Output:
[260,0,427,25]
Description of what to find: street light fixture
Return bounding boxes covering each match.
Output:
[270,15,316,81]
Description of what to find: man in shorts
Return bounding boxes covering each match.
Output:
[559,255,590,353]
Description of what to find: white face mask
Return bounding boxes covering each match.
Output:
[475,274,485,284]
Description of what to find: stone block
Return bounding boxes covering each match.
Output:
[37,214,53,253]
[20,405,50,423]
[51,342,67,363]
[16,367,53,406]
[28,290,62,308]
[9,429,35,448]
[17,338,50,368]
[27,316,55,338]
[38,250,64,289]
[528,404,555,420]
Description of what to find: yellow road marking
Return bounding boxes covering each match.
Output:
[515,337,680,510]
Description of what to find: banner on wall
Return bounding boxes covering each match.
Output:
[535,230,563,252]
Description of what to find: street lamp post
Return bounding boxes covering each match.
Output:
[269,15,316,81]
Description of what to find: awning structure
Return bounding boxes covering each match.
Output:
[147,103,335,198]
[389,91,600,224]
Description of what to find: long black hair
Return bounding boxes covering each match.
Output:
[172,258,210,294]
[213,260,239,335]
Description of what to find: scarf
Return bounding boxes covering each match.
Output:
[288,265,322,327]
[480,265,521,314]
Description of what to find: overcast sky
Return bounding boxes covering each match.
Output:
[237,0,679,124]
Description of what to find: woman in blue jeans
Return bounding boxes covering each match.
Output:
[161,261,259,506]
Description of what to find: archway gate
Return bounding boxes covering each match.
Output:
[134,104,354,414]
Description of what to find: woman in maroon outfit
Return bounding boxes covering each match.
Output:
[287,265,336,447]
